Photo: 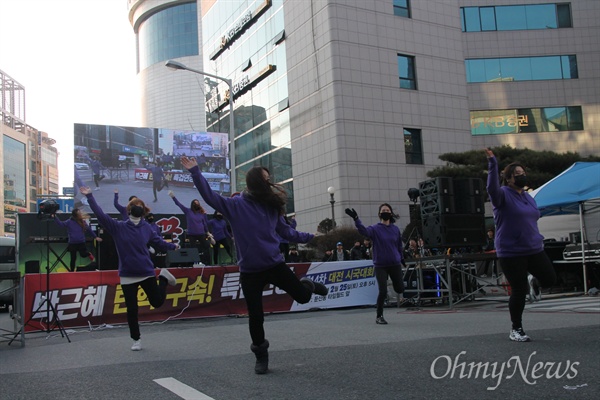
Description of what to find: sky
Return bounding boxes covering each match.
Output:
[0,0,139,192]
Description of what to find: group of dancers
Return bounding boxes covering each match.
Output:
[53,150,555,374]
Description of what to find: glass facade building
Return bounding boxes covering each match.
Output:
[129,0,598,231]
[202,0,292,203]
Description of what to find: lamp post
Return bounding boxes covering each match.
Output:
[327,186,336,228]
[165,60,236,193]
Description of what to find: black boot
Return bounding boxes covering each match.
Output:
[250,340,269,374]
[300,277,329,296]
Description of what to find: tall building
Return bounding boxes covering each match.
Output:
[128,0,599,232]
[0,69,59,237]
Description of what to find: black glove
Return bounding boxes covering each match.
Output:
[345,208,358,221]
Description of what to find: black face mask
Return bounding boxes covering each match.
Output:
[380,212,392,221]
[513,175,527,188]
[130,205,144,218]
[146,217,154,223]
[216,215,223,220]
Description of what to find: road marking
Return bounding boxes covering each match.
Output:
[154,377,215,400]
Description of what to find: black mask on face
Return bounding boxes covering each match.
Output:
[513,175,527,188]
[216,215,223,220]
[146,217,154,223]
[130,205,144,218]
[380,212,392,221]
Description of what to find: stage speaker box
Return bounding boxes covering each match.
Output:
[166,248,200,268]
[100,148,119,168]
[454,178,485,214]
[422,214,485,247]
[419,177,454,197]
[420,177,456,217]
[420,193,455,216]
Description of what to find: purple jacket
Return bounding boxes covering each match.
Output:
[187,166,313,272]
[487,156,544,257]
[54,216,97,244]
[172,197,209,236]
[86,193,176,277]
[208,218,231,241]
[113,193,129,221]
[354,219,403,267]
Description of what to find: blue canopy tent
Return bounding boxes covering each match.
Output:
[530,162,600,293]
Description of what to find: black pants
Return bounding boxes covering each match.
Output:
[279,242,290,261]
[187,234,211,265]
[499,251,557,329]
[241,263,313,345]
[152,180,167,200]
[67,243,91,272]
[121,276,168,340]
[93,173,103,187]
[375,265,405,317]
[213,238,233,265]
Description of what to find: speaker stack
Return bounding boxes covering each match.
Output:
[100,148,119,168]
[419,177,485,248]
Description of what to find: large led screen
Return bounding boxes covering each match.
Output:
[73,124,230,216]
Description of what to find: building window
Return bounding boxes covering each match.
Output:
[393,0,411,18]
[461,3,572,32]
[398,54,416,90]
[465,55,578,82]
[404,128,423,164]
[470,106,584,135]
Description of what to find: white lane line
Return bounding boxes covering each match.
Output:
[154,377,215,400]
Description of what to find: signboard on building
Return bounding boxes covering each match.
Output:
[63,187,75,196]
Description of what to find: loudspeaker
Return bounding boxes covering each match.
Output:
[166,248,200,267]
[100,148,119,168]
[419,177,454,197]
[422,214,485,247]
[25,260,40,274]
[454,178,485,214]
[420,193,456,216]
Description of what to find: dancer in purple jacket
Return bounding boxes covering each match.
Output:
[346,203,405,325]
[181,156,328,374]
[54,209,102,272]
[80,186,179,351]
[485,148,556,342]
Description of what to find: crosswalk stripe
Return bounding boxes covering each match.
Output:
[154,377,215,400]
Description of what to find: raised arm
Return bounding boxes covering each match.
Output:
[80,186,119,233]
[485,148,504,208]
[181,157,229,212]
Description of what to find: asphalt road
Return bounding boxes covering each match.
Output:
[1,294,599,399]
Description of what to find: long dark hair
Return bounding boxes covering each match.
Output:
[245,166,287,215]
[501,162,525,185]
[190,199,205,213]
[378,203,397,223]
[71,209,89,231]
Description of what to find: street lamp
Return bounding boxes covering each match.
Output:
[327,186,336,228]
[165,60,236,193]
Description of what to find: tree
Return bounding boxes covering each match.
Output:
[317,218,335,234]
[426,145,600,190]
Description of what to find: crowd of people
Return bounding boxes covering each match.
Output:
[53,150,555,373]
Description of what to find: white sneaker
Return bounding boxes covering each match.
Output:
[509,328,531,342]
[131,339,142,351]
[94,187,100,191]
[528,275,542,302]
[159,268,177,286]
